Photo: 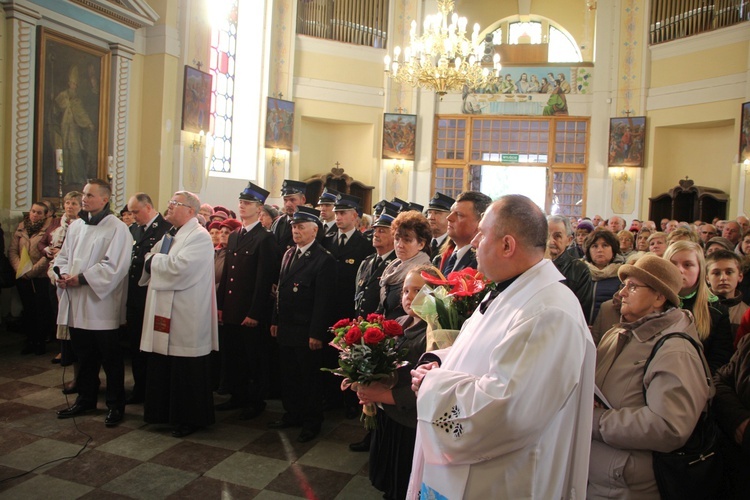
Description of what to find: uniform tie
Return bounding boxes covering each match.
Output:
[339,233,347,247]
[443,251,458,274]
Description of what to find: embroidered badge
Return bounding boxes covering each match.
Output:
[432,405,463,438]
[346,258,355,264]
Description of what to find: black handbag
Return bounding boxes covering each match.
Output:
[642,332,723,500]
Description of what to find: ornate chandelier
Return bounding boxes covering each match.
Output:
[384,0,501,96]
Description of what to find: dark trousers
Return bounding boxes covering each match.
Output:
[279,343,324,432]
[144,352,215,428]
[126,305,147,398]
[221,323,269,410]
[16,277,53,347]
[69,327,125,409]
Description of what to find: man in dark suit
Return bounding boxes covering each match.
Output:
[269,206,336,443]
[216,182,281,420]
[426,192,454,257]
[354,204,398,318]
[125,192,170,404]
[271,179,307,252]
[437,191,492,275]
[317,187,339,238]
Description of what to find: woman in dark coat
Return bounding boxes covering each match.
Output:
[583,228,624,325]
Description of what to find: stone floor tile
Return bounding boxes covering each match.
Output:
[204,451,289,490]
[48,418,133,448]
[77,489,134,500]
[334,475,385,500]
[0,438,86,473]
[5,409,96,438]
[20,367,69,388]
[0,380,48,400]
[240,430,316,462]
[183,421,264,451]
[0,428,41,455]
[149,441,234,474]
[265,463,352,500]
[166,476,261,499]
[17,387,71,409]
[253,491,307,500]
[45,449,141,487]
[101,462,198,499]
[297,440,370,474]
[0,401,49,423]
[0,362,47,380]
[0,464,35,491]
[95,428,179,461]
[0,473,94,499]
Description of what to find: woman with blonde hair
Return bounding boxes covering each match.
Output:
[666,227,700,246]
[646,231,667,257]
[664,240,734,372]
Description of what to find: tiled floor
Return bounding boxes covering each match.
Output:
[0,323,382,499]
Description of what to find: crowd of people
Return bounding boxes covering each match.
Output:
[3,179,750,498]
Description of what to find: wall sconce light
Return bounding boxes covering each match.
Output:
[190,130,205,153]
[391,159,407,175]
[609,167,629,183]
[586,0,597,10]
[270,148,285,167]
[743,158,750,172]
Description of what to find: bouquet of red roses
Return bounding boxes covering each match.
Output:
[324,313,407,429]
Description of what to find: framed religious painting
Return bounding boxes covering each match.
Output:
[34,28,111,202]
[607,116,646,167]
[181,65,213,133]
[740,101,750,163]
[382,113,417,160]
[265,97,295,151]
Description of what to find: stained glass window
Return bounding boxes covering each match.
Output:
[209,0,238,173]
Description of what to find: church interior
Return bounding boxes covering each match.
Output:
[0,0,749,497]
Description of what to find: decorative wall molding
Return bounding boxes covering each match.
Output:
[650,23,750,61]
[110,43,135,210]
[647,73,746,110]
[4,3,40,212]
[295,33,386,64]
[143,23,180,58]
[294,77,384,108]
[70,0,158,30]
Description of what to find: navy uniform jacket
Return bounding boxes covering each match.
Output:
[217,223,281,325]
[435,242,478,275]
[322,230,373,320]
[271,214,294,252]
[127,214,170,309]
[274,242,337,347]
[355,251,396,317]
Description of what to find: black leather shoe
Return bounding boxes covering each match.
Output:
[238,403,266,420]
[349,433,371,452]
[214,399,243,411]
[105,408,124,427]
[57,403,95,419]
[172,424,199,438]
[267,419,299,429]
[297,428,319,443]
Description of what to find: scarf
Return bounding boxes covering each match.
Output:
[23,216,45,237]
[585,260,622,281]
[379,251,432,305]
[80,202,111,226]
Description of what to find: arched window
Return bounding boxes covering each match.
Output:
[490,18,582,63]
[208,0,238,173]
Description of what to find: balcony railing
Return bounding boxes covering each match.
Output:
[650,0,749,44]
[296,0,388,49]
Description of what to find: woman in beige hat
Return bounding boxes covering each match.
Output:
[588,254,711,499]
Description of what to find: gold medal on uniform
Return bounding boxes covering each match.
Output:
[346,259,355,264]
[293,282,299,292]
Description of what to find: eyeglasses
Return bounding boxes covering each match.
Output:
[622,281,652,294]
[168,200,190,208]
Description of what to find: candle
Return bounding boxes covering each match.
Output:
[55,149,63,174]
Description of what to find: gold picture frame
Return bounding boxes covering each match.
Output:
[35,28,111,202]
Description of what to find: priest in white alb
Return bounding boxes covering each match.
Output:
[139,190,219,438]
[408,195,595,499]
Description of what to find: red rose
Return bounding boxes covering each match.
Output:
[344,327,362,345]
[382,319,403,337]
[363,327,386,345]
[366,313,385,324]
[333,318,352,330]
